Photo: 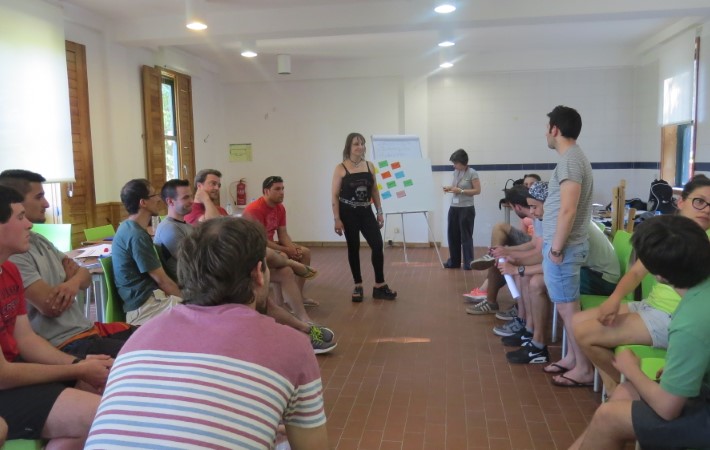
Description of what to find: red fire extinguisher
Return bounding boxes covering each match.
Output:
[236,178,247,207]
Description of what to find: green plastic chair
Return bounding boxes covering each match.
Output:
[31,223,72,252]
[83,224,115,241]
[98,256,126,323]
[580,230,635,310]
[1,440,44,450]
[616,344,667,381]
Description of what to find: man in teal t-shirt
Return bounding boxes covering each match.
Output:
[112,179,182,325]
[569,215,710,450]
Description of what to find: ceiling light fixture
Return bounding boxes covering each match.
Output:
[241,40,258,58]
[434,3,456,14]
[439,62,454,69]
[438,30,455,47]
[185,0,208,31]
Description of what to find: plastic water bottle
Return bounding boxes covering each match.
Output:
[499,257,521,300]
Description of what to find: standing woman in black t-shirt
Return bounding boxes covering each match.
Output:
[331,132,397,302]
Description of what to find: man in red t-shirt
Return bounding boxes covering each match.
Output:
[0,186,112,447]
[184,169,226,224]
[244,176,315,296]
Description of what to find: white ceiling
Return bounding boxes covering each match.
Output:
[58,0,710,75]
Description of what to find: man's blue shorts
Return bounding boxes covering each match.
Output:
[542,241,588,303]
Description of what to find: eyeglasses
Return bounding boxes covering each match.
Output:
[691,197,710,211]
[263,176,283,189]
[147,193,161,199]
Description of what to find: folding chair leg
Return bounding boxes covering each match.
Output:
[551,304,559,343]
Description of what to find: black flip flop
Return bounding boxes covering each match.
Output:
[551,374,594,388]
[543,362,571,374]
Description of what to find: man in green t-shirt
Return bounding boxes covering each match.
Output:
[569,215,710,450]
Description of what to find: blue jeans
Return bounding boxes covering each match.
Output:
[542,241,588,303]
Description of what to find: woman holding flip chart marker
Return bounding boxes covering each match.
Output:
[442,149,481,269]
[331,133,397,303]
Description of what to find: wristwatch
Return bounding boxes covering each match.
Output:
[518,265,525,277]
[550,249,564,258]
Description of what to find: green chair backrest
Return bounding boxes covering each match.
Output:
[98,256,126,323]
[1,440,44,450]
[612,230,633,276]
[84,224,115,241]
[31,223,72,252]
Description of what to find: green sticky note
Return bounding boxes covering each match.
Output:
[378,160,389,168]
[387,180,397,189]
[403,179,413,187]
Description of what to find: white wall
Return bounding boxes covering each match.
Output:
[53,5,710,248]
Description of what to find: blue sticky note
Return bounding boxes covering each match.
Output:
[395,171,405,179]
[382,191,392,200]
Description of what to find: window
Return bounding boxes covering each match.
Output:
[162,75,179,180]
[141,66,195,200]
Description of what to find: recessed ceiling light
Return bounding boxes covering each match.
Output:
[434,3,456,14]
[438,40,455,47]
[439,62,454,68]
[241,50,257,58]
[186,21,207,31]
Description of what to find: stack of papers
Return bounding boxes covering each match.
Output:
[75,244,112,258]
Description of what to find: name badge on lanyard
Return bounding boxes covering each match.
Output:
[452,195,460,205]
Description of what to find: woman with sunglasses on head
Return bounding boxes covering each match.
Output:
[570,174,710,393]
[331,133,396,302]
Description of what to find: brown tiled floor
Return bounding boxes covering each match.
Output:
[302,246,601,450]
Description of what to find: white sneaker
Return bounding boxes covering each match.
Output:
[469,254,496,270]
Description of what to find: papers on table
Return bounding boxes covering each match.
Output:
[75,244,112,258]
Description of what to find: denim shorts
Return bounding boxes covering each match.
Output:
[626,300,672,348]
[543,241,588,303]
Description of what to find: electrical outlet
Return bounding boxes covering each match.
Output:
[394,227,400,234]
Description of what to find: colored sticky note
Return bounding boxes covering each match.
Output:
[378,160,389,168]
[381,171,392,179]
[382,191,392,200]
[377,183,383,190]
[396,190,406,198]
[391,161,401,169]
[395,171,405,179]
[387,180,397,189]
[403,179,413,187]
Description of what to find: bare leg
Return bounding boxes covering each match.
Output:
[529,274,549,345]
[43,388,100,450]
[0,417,7,447]
[266,296,310,333]
[519,275,531,327]
[552,301,594,385]
[572,383,638,450]
[573,305,651,395]
[269,266,312,323]
[486,268,504,306]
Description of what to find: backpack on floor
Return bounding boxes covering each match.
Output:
[647,179,676,214]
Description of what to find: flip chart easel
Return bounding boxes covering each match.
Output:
[371,135,442,264]
[382,211,444,265]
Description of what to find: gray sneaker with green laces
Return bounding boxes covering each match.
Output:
[309,326,337,354]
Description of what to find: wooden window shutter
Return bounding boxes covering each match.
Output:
[174,72,196,184]
[141,65,166,195]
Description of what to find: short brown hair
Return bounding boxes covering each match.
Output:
[194,169,222,188]
[178,217,266,306]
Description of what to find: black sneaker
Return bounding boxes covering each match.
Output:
[501,329,533,347]
[373,284,397,300]
[352,286,364,303]
[506,341,549,364]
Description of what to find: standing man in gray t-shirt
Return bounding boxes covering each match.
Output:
[540,105,595,387]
